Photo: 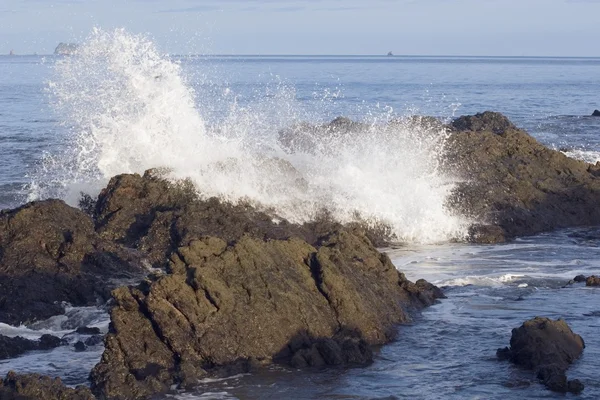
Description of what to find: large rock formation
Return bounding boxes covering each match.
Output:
[88,173,443,399]
[0,372,94,400]
[446,111,600,242]
[497,317,584,393]
[0,200,146,325]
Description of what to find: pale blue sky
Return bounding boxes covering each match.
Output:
[1,0,599,56]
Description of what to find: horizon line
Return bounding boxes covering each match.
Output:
[2,53,600,59]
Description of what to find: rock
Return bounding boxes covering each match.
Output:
[84,335,104,347]
[497,317,584,393]
[0,371,94,399]
[54,42,78,55]
[585,275,600,286]
[451,111,516,135]
[74,341,86,352]
[0,334,63,360]
[75,326,101,335]
[0,200,147,325]
[90,228,443,399]
[573,274,587,283]
[592,109,600,117]
[446,112,600,242]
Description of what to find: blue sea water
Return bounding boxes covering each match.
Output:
[1,49,600,399]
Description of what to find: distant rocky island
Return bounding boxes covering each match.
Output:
[54,42,78,55]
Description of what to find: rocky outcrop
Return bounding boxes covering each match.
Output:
[90,225,442,399]
[0,372,94,400]
[0,200,146,325]
[54,43,78,55]
[592,109,600,117]
[585,275,600,286]
[497,317,584,393]
[0,335,62,360]
[446,111,600,243]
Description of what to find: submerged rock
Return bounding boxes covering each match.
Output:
[0,371,94,400]
[497,317,584,393]
[0,200,147,325]
[447,111,600,242]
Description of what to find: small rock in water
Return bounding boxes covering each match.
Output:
[585,275,600,286]
[573,274,587,283]
[497,317,584,393]
[75,326,101,335]
[74,341,86,352]
[38,334,63,350]
[592,109,600,117]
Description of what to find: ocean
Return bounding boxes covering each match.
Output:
[0,29,599,398]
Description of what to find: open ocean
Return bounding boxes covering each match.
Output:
[1,29,599,399]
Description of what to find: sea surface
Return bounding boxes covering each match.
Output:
[0,29,599,399]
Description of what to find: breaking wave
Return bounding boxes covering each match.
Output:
[29,28,469,243]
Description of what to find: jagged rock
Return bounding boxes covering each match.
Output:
[0,371,94,399]
[0,334,63,360]
[497,317,584,393]
[592,109,600,117]
[585,275,600,286]
[90,228,443,399]
[0,200,147,325]
[446,112,600,242]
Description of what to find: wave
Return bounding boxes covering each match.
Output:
[28,28,469,244]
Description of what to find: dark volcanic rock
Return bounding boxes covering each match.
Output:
[497,317,584,393]
[573,274,587,283]
[592,109,600,117]
[0,334,63,360]
[84,335,104,347]
[585,275,600,286]
[90,228,443,399]
[75,326,101,335]
[0,200,146,325]
[0,371,94,400]
[74,341,86,352]
[446,111,600,242]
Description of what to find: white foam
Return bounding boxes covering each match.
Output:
[29,28,469,244]
[563,149,600,164]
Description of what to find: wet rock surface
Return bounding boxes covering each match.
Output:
[497,317,584,393]
[592,109,600,117]
[0,334,63,360]
[446,111,600,242]
[90,226,443,399]
[0,200,146,325]
[585,275,600,286]
[0,371,94,400]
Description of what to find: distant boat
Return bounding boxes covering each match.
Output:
[387,51,394,56]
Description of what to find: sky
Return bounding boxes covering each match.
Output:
[1,0,600,56]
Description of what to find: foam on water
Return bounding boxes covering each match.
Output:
[28,28,468,243]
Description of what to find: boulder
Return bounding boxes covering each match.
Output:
[446,112,600,242]
[573,274,587,283]
[592,109,600,117]
[585,275,600,286]
[496,317,584,393]
[0,371,94,400]
[0,200,147,325]
[90,227,443,399]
